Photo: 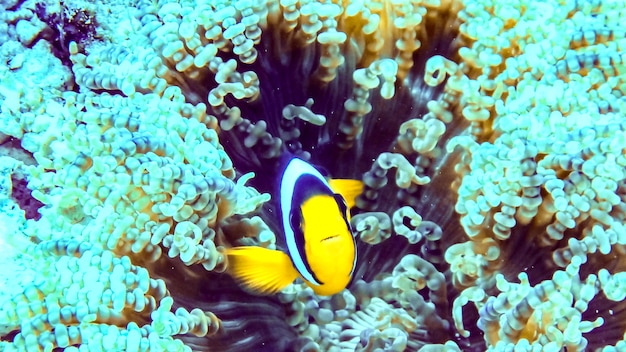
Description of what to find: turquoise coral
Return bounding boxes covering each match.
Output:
[1,0,626,351]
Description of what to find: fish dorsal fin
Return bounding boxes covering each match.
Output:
[224,246,299,295]
[328,179,364,209]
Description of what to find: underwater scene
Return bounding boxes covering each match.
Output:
[1,0,625,351]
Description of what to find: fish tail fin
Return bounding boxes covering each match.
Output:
[329,179,364,209]
[224,246,299,295]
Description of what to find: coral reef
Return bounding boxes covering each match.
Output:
[1,0,625,351]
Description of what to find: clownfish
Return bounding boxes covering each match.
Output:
[225,156,363,296]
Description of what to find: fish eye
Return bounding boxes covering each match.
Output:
[290,208,302,231]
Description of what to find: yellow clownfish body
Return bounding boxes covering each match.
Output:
[225,157,363,296]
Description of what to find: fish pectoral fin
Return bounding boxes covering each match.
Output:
[321,234,339,242]
[328,179,364,209]
[225,246,299,295]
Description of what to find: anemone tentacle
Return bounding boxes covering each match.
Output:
[1,0,626,351]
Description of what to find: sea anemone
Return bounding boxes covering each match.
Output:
[1,0,625,351]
